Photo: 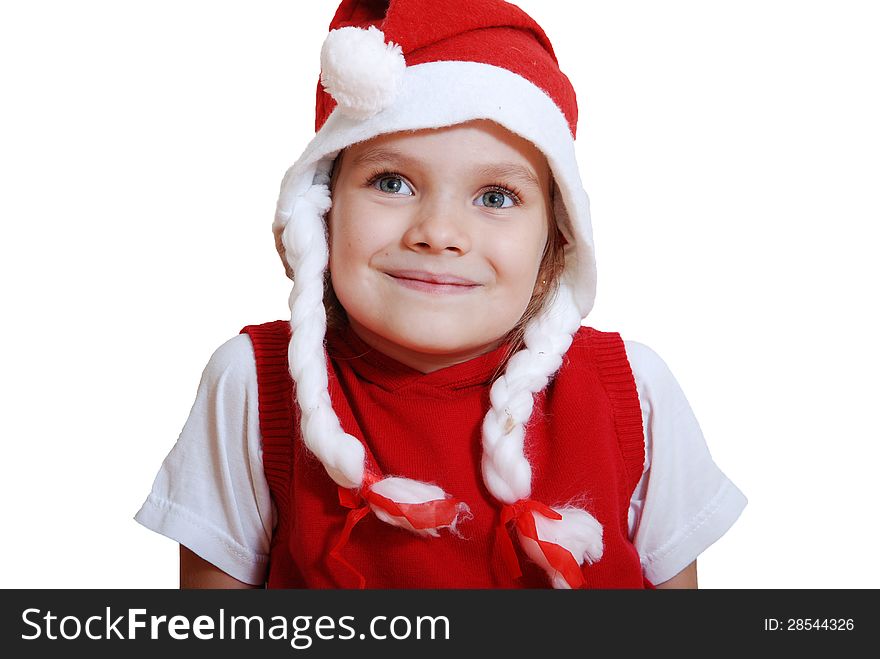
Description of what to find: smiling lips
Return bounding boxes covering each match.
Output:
[385,270,481,295]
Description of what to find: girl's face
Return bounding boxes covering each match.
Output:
[328,120,552,373]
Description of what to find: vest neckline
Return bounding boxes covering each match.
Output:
[326,321,512,393]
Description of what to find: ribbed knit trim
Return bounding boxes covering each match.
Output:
[587,328,646,494]
[240,321,294,516]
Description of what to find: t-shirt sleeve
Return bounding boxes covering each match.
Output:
[134,333,275,585]
[623,340,747,585]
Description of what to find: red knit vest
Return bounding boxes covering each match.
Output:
[241,320,653,589]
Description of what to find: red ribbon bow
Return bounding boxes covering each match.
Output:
[495,499,586,589]
[329,477,465,588]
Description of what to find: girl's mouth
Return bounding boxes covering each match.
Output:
[384,270,481,295]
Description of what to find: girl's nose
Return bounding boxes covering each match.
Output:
[402,201,472,255]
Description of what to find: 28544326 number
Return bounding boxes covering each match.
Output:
[764,618,854,631]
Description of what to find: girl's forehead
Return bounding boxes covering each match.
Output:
[350,119,534,152]
[340,120,551,182]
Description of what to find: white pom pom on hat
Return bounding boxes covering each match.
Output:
[320,26,406,120]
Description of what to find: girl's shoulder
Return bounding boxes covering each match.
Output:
[568,326,679,395]
[564,327,690,428]
[202,319,292,387]
[619,339,693,420]
[202,332,259,387]
[621,340,679,392]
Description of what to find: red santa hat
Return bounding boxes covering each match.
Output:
[273,0,602,589]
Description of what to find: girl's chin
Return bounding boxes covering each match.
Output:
[383,332,489,356]
[343,300,519,348]
[384,322,503,353]
[350,319,506,367]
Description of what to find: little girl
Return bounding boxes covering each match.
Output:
[136,0,746,589]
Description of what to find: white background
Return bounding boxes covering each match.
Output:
[2,0,877,589]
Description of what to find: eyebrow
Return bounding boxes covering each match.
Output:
[349,147,544,190]
[474,163,543,191]
[349,147,415,170]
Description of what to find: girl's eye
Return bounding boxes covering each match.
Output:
[373,175,413,195]
[475,189,517,209]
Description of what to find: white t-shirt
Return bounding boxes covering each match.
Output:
[135,333,747,586]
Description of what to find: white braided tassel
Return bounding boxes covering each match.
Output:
[483,284,605,588]
[283,176,365,489]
